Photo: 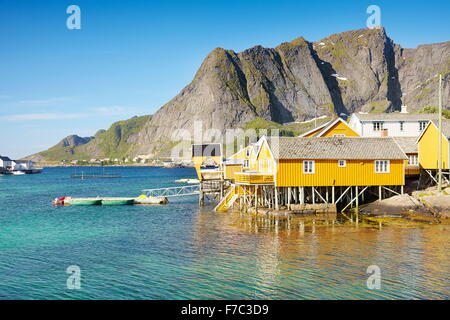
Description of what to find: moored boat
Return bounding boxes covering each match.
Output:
[101,197,135,205]
[12,171,26,175]
[65,198,102,206]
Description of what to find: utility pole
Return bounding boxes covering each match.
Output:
[438,74,443,192]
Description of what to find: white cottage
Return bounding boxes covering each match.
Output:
[13,160,34,171]
[348,111,439,137]
[0,156,13,170]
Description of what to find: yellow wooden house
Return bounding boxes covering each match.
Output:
[300,118,360,138]
[223,145,254,180]
[217,136,407,211]
[417,120,450,170]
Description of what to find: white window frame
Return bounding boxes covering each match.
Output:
[375,160,390,173]
[408,154,418,166]
[303,160,315,174]
[338,160,347,167]
[373,121,383,131]
[246,149,251,157]
[243,159,250,169]
[333,134,346,137]
[419,121,427,132]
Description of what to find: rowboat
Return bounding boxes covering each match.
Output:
[65,198,102,206]
[101,198,135,205]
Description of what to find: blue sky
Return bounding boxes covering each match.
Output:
[0,0,449,158]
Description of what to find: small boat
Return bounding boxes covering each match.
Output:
[134,195,169,205]
[65,197,102,206]
[101,197,135,205]
[12,171,26,175]
[175,178,200,184]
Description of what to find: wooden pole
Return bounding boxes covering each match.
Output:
[275,187,279,210]
[438,74,443,192]
[332,186,335,204]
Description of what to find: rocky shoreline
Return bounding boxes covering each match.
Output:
[361,186,450,219]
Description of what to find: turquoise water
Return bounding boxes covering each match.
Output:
[0,167,449,300]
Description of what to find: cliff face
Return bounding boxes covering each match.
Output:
[31,28,450,161]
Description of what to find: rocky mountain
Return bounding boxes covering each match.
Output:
[29,27,449,161]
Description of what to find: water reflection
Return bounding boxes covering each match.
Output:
[191,208,450,299]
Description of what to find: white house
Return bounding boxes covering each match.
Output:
[348,111,439,137]
[13,160,34,171]
[0,156,13,170]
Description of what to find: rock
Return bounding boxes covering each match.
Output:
[420,195,450,218]
[361,194,429,216]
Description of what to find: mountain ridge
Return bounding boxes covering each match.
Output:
[27,27,450,161]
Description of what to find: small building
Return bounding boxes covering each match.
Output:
[191,143,222,180]
[348,112,439,137]
[216,136,408,211]
[300,118,360,138]
[417,120,450,170]
[0,156,13,170]
[13,160,34,171]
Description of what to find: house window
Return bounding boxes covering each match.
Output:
[246,149,251,157]
[373,122,384,131]
[419,121,427,132]
[399,121,404,131]
[243,159,250,169]
[338,160,347,167]
[303,160,315,174]
[333,134,346,137]
[375,160,390,173]
[408,155,418,166]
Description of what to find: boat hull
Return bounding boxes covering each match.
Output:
[101,198,135,205]
[67,198,102,206]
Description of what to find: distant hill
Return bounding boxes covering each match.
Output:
[26,115,152,161]
[29,27,450,161]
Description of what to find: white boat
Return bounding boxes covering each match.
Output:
[12,171,26,175]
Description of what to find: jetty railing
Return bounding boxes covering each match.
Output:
[142,185,200,198]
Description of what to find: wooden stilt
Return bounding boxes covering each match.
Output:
[275,187,279,210]
[332,186,335,204]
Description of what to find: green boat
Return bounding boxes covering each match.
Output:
[67,198,102,206]
[101,198,135,205]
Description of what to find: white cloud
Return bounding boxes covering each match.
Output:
[0,106,144,122]
[0,113,89,121]
[17,97,74,107]
[91,106,128,115]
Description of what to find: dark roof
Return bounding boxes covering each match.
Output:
[14,160,33,164]
[353,113,439,122]
[0,156,12,161]
[266,137,407,160]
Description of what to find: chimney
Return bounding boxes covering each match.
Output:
[401,105,408,113]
